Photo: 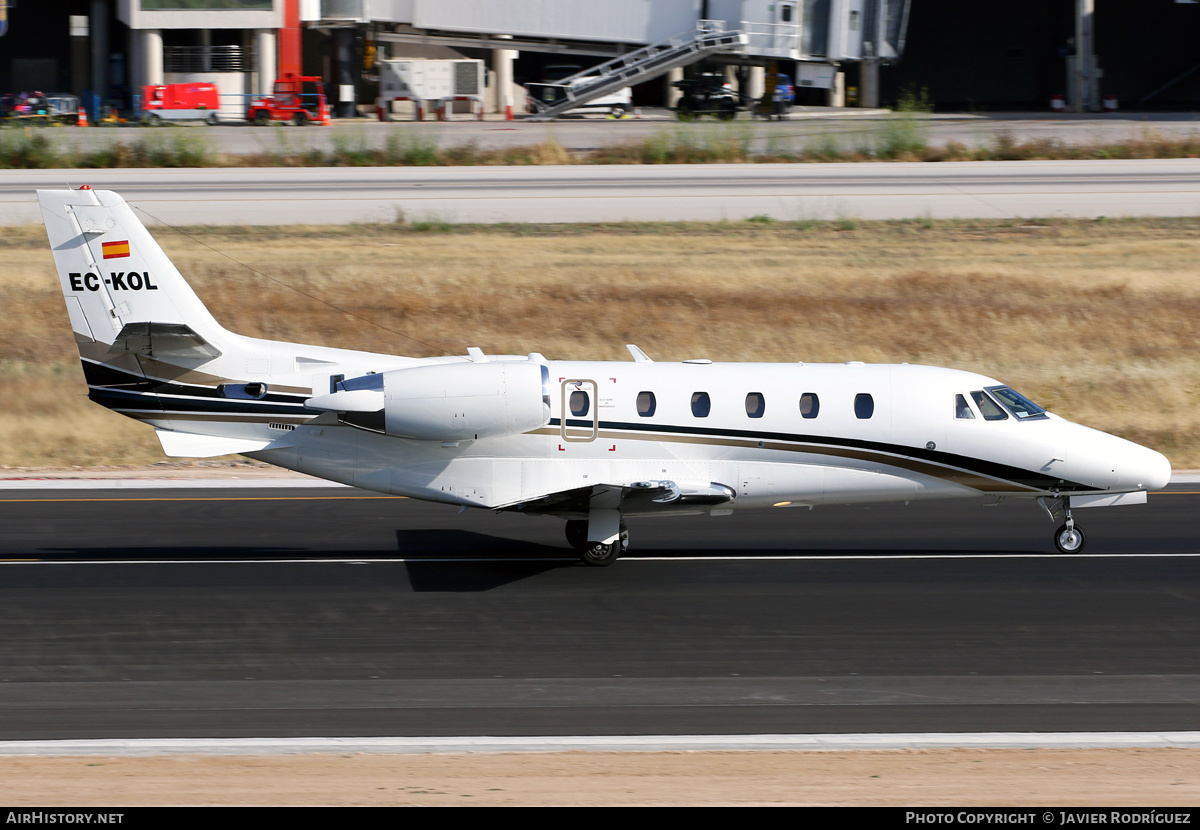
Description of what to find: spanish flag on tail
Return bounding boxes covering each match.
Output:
[102,240,130,259]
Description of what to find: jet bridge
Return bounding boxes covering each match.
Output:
[526,21,748,121]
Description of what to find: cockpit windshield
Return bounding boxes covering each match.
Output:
[970,390,1008,421]
[988,386,1048,420]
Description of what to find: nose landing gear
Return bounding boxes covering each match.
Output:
[1040,496,1087,554]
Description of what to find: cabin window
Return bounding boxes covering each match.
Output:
[569,390,590,417]
[691,391,711,418]
[799,393,819,419]
[989,386,1048,420]
[955,394,975,419]
[970,390,1008,421]
[854,393,874,419]
[745,392,765,418]
[637,391,656,417]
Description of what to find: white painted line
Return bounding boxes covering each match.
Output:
[0,732,1198,756]
[1,553,1198,567]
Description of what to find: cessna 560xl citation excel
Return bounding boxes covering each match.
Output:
[39,187,1172,564]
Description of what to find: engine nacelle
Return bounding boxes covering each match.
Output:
[381,361,550,441]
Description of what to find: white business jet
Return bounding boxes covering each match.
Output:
[39,187,1171,564]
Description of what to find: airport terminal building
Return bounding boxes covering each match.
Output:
[1,1,1198,117]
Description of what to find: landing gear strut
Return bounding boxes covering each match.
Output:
[565,518,629,566]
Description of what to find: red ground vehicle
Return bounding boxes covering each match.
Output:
[247,75,329,126]
[142,83,221,125]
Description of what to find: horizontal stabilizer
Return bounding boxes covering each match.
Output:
[109,322,222,360]
[155,430,284,458]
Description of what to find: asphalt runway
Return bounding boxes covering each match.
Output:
[4,159,1200,225]
[0,484,1196,740]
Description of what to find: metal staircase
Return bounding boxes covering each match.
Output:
[526,21,748,121]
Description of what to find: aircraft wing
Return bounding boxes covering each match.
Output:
[499,479,736,517]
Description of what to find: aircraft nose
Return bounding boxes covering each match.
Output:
[1060,425,1172,492]
[1125,445,1172,492]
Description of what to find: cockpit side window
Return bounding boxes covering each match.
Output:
[955,394,975,419]
[989,386,1048,420]
[970,390,1008,421]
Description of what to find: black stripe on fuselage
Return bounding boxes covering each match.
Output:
[80,359,310,404]
[79,360,1096,494]
[88,386,318,417]
[551,417,1096,493]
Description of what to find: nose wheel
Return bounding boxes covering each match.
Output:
[1054,520,1086,554]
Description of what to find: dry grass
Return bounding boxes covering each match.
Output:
[3,216,1199,467]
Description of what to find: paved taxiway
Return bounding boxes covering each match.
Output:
[4,159,1200,225]
[0,484,1196,740]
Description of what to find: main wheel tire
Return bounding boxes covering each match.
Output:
[1054,523,1086,554]
[145,113,161,126]
[252,110,270,126]
[580,540,621,567]
[293,111,308,127]
[564,519,588,551]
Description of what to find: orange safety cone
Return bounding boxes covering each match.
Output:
[76,107,89,127]
[318,97,332,126]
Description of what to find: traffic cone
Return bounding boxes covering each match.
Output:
[76,107,88,127]
[318,97,332,126]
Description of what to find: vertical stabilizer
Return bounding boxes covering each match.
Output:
[37,187,226,350]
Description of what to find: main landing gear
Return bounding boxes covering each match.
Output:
[1040,496,1087,554]
[565,517,629,566]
